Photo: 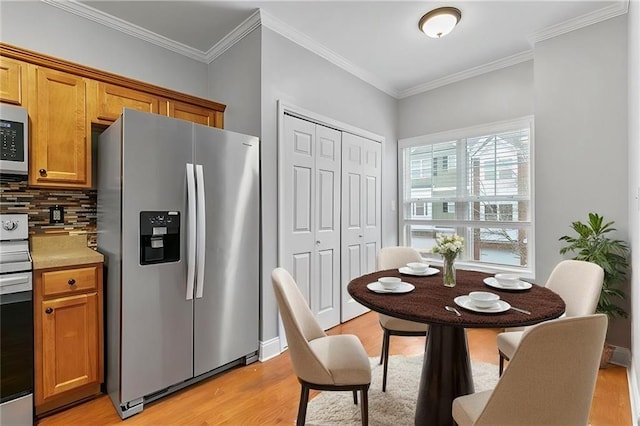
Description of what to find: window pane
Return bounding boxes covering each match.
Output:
[471,227,529,268]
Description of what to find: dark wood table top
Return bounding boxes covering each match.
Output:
[348,268,566,328]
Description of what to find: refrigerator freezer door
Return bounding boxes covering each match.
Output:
[118,110,195,404]
[193,126,260,376]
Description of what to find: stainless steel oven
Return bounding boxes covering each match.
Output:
[0,213,33,425]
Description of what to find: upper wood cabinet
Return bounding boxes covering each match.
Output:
[1,43,226,189]
[162,99,223,127]
[29,66,89,188]
[0,57,25,105]
[90,81,159,125]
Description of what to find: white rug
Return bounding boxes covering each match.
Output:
[305,356,499,425]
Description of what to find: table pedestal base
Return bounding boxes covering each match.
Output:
[415,325,473,426]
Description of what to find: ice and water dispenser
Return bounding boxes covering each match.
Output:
[139,211,180,265]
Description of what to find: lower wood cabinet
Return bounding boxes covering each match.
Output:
[34,263,103,416]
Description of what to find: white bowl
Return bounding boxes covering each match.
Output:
[468,291,500,308]
[494,273,520,287]
[406,262,429,273]
[378,276,402,290]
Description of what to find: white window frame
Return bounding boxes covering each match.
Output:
[398,116,535,278]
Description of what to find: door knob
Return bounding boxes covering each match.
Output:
[39,168,47,176]
[45,307,53,314]
[68,278,76,286]
[316,241,321,245]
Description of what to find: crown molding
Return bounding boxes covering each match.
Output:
[204,9,262,63]
[41,0,209,63]
[529,0,629,44]
[42,0,629,100]
[259,10,399,98]
[399,50,534,99]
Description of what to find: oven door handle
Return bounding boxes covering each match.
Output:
[0,273,32,295]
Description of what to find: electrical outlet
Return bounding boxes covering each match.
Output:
[49,205,64,224]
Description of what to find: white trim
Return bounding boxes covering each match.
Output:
[42,0,209,63]
[260,10,398,98]
[278,101,385,144]
[398,115,536,278]
[205,10,262,63]
[399,51,534,99]
[258,336,282,362]
[399,116,535,149]
[629,358,640,426]
[529,0,630,44]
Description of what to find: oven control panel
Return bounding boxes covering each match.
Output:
[0,213,29,241]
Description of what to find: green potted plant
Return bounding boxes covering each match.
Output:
[559,213,630,366]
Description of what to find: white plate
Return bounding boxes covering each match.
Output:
[454,295,511,313]
[367,282,415,294]
[398,267,440,276]
[483,277,532,291]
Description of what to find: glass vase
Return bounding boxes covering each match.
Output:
[443,255,457,287]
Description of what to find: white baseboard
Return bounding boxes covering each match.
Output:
[629,358,640,426]
[258,336,282,362]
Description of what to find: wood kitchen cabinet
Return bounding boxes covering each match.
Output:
[1,42,227,189]
[28,66,90,188]
[34,263,103,416]
[89,81,160,125]
[161,99,223,127]
[0,57,26,105]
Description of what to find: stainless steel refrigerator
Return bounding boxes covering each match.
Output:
[97,109,259,419]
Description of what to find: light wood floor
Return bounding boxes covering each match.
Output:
[38,311,632,425]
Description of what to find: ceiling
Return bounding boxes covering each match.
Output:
[60,1,627,98]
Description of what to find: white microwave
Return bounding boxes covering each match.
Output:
[0,104,28,175]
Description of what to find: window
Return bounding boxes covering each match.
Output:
[398,117,533,274]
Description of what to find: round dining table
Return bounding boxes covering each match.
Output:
[347,268,566,426]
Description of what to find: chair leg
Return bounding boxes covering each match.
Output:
[382,332,390,392]
[353,390,358,404]
[296,384,310,426]
[360,386,369,426]
[498,353,505,376]
[379,329,389,365]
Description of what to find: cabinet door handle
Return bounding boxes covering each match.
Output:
[39,168,47,176]
[45,307,53,314]
[68,278,76,285]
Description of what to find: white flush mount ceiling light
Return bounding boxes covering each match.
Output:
[419,7,462,39]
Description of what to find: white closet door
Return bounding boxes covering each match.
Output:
[281,115,341,330]
[341,133,381,322]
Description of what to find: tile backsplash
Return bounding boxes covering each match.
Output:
[0,175,97,248]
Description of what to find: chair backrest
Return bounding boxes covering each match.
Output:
[271,267,333,384]
[476,314,607,425]
[377,246,423,270]
[545,260,604,317]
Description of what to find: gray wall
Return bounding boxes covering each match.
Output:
[627,0,640,417]
[398,60,534,139]
[397,17,630,348]
[207,29,261,138]
[258,27,398,342]
[534,16,629,348]
[0,1,208,97]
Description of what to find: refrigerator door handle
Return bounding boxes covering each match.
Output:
[186,163,196,300]
[195,164,206,299]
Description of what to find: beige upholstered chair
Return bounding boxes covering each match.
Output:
[497,259,604,375]
[271,268,371,426]
[376,247,429,392]
[454,314,607,426]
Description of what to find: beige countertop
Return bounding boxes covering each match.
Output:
[31,234,104,270]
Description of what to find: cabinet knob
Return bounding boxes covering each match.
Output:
[68,278,76,286]
[39,168,47,176]
[45,307,53,314]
